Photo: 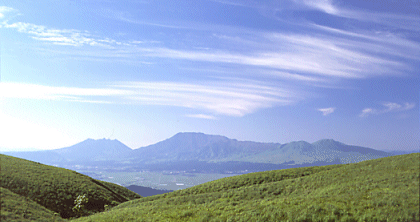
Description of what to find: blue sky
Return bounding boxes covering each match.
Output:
[0,0,419,151]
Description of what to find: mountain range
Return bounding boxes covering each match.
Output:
[3,132,413,172]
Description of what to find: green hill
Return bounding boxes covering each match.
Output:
[0,154,141,219]
[1,187,65,222]
[73,153,419,222]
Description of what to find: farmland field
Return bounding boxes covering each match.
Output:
[79,170,241,190]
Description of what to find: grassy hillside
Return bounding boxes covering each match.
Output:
[1,187,65,222]
[0,154,141,219]
[74,153,419,222]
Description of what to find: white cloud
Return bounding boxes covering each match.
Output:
[2,5,419,83]
[2,3,418,101]
[1,21,114,47]
[0,81,296,117]
[139,31,417,79]
[0,82,131,101]
[185,114,217,120]
[299,0,338,15]
[114,81,295,116]
[298,0,420,32]
[359,102,415,117]
[0,6,14,19]
[318,107,335,116]
[359,108,374,117]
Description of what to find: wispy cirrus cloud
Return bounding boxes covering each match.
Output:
[1,20,119,47]
[98,8,189,30]
[318,107,335,116]
[298,0,420,32]
[185,114,217,120]
[359,102,415,117]
[1,7,120,47]
[2,2,419,110]
[2,5,419,84]
[133,30,418,79]
[0,81,296,117]
[298,0,338,15]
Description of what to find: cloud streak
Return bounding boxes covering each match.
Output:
[2,5,419,88]
[318,107,335,116]
[185,114,217,120]
[359,102,415,117]
[0,81,296,117]
[298,0,420,32]
[0,6,14,18]
[1,21,120,47]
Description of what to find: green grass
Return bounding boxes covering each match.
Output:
[73,153,419,222]
[0,154,141,219]
[1,187,66,222]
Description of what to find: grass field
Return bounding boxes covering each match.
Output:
[1,187,65,222]
[73,153,419,221]
[0,154,141,220]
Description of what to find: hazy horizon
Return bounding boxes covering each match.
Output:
[1,132,419,153]
[1,0,419,151]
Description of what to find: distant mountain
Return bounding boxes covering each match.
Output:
[4,138,132,164]
[128,133,392,165]
[3,132,403,171]
[1,150,66,165]
[130,132,280,164]
[54,138,132,162]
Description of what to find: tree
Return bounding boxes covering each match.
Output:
[72,194,88,217]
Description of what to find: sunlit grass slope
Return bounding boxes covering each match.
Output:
[74,153,419,222]
[0,154,141,219]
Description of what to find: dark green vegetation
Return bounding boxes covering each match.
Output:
[0,154,141,220]
[126,185,173,197]
[74,153,419,222]
[1,187,65,222]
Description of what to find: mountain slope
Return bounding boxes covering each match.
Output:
[130,132,280,163]
[0,154,141,219]
[3,133,396,170]
[74,153,419,221]
[130,133,392,165]
[54,138,132,162]
[1,150,66,165]
[238,139,392,164]
[3,138,132,165]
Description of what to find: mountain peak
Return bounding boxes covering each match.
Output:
[53,138,133,162]
[313,139,342,146]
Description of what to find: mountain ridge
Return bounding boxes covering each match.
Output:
[2,132,401,169]
[54,138,132,162]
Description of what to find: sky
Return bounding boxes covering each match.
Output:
[0,0,419,152]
